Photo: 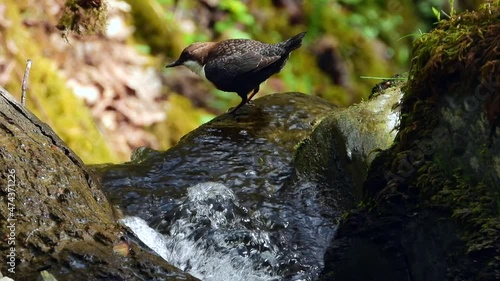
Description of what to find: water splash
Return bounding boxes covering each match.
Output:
[120,182,282,281]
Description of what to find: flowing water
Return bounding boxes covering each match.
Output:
[98,94,352,280]
[121,181,338,281]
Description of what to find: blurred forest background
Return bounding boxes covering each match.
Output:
[0,0,482,163]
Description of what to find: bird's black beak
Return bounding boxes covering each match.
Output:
[165,60,182,68]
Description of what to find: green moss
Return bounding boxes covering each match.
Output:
[57,0,108,38]
[365,2,500,278]
[405,3,500,105]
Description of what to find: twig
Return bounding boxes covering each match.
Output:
[360,76,407,80]
[21,59,33,106]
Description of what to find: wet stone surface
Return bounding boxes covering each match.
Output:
[97,93,344,280]
[98,92,336,219]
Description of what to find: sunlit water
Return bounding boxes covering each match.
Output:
[120,182,337,281]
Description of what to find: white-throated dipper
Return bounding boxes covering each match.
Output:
[166,32,307,113]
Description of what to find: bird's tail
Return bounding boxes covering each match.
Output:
[281,31,307,51]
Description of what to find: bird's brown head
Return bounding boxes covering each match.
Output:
[166,42,216,68]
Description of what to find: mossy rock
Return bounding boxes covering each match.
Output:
[0,87,198,280]
[320,4,499,281]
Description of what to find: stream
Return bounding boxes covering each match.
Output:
[97,91,400,280]
[120,180,337,281]
[98,93,344,280]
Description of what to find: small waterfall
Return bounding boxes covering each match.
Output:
[121,182,281,281]
[121,178,336,281]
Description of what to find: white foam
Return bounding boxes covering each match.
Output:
[120,182,279,281]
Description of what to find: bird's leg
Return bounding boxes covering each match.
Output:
[229,87,260,114]
[229,94,248,114]
[247,86,260,103]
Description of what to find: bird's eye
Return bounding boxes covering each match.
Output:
[184,51,193,59]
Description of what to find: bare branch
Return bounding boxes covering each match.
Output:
[21,59,33,106]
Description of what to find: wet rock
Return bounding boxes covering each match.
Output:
[319,5,500,281]
[98,92,336,219]
[290,78,403,204]
[97,90,404,280]
[97,92,342,280]
[0,87,198,281]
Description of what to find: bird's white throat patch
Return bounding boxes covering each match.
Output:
[183,60,207,80]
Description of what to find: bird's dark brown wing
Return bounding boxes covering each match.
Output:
[205,51,281,79]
